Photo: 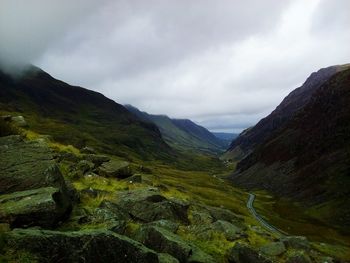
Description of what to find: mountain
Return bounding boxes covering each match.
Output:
[212,132,238,147]
[231,66,350,228]
[0,66,171,160]
[225,64,350,161]
[125,105,226,153]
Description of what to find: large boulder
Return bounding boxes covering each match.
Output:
[10,116,28,127]
[0,136,68,194]
[285,251,312,263]
[260,241,286,256]
[0,136,72,228]
[115,188,189,224]
[190,220,244,241]
[4,228,160,263]
[228,243,271,263]
[135,226,214,263]
[191,205,244,229]
[281,236,310,250]
[0,187,71,228]
[98,159,132,178]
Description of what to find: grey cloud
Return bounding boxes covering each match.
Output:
[0,0,104,73]
[1,1,349,132]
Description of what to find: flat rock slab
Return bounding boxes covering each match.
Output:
[0,135,66,194]
[0,187,71,228]
[228,243,272,263]
[0,135,71,228]
[115,188,189,224]
[98,160,132,178]
[5,229,160,263]
[260,241,286,256]
[135,226,214,263]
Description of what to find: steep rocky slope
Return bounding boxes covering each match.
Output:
[125,105,225,153]
[226,64,350,161]
[232,67,350,229]
[0,66,170,160]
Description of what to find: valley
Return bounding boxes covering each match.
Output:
[1,64,350,262]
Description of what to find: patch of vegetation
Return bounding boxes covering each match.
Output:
[0,119,20,137]
[177,226,234,263]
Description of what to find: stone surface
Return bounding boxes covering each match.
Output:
[0,187,71,228]
[281,236,310,250]
[228,243,271,263]
[116,188,189,224]
[260,241,286,256]
[10,116,28,127]
[5,228,160,263]
[82,154,110,166]
[0,136,72,228]
[286,251,312,263]
[98,160,132,178]
[146,220,180,233]
[80,146,96,154]
[0,136,68,194]
[135,226,214,263]
[158,253,180,263]
[76,160,95,175]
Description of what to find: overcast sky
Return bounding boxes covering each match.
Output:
[1,0,349,132]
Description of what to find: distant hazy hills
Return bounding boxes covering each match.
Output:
[0,66,171,160]
[212,132,238,147]
[125,105,228,154]
[231,64,350,228]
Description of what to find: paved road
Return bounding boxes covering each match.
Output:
[247,193,287,236]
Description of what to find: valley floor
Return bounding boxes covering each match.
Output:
[1,120,349,262]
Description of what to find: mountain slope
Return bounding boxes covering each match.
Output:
[212,132,238,147]
[0,66,171,160]
[232,67,350,228]
[225,64,350,161]
[125,105,225,153]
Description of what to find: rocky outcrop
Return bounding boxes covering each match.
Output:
[5,228,160,263]
[115,188,189,224]
[98,160,133,178]
[135,226,214,263]
[0,187,71,228]
[0,136,68,194]
[228,243,271,263]
[260,241,286,256]
[0,136,72,228]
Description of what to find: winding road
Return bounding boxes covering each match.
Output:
[247,193,287,236]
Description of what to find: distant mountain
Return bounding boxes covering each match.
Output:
[232,65,350,228]
[0,66,171,160]
[225,64,350,161]
[125,105,226,153]
[212,132,238,147]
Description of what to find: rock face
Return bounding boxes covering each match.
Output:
[228,243,271,263]
[226,64,349,161]
[98,160,133,179]
[5,229,160,263]
[0,136,71,228]
[115,188,189,224]
[260,241,286,256]
[0,187,70,228]
[232,67,350,227]
[135,226,214,263]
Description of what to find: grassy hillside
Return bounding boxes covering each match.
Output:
[125,105,225,154]
[0,66,172,161]
[232,68,350,231]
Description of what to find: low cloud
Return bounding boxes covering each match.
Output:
[1,0,349,132]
